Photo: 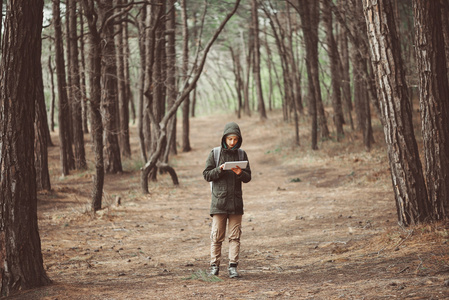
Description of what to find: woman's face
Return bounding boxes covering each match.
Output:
[226,136,239,149]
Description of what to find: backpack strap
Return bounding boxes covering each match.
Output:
[238,149,244,161]
[210,147,245,192]
[213,147,244,167]
[213,147,221,167]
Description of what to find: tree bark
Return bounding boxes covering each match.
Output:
[251,0,267,120]
[115,0,132,158]
[363,0,429,225]
[230,46,243,119]
[149,1,167,180]
[0,0,52,295]
[68,0,87,170]
[81,0,106,212]
[53,0,73,176]
[337,0,354,130]
[164,0,178,162]
[243,29,253,117]
[181,0,192,152]
[322,0,344,141]
[414,0,449,220]
[48,49,56,133]
[297,0,322,149]
[138,6,148,162]
[440,0,449,75]
[100,0,123,174]
[79,11,90,134]
[35,56,52,191]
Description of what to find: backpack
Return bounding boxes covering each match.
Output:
[212,146,244,167]
[210,147,244,191]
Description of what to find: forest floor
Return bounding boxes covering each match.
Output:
[5,110,449,300]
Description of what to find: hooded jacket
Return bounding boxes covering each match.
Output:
[203,122,251,216]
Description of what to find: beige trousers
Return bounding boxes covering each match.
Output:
[210,214,242,266]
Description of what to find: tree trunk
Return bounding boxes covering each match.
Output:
[414,0,449,220]
[337,0,354,130]
[123,8,135,126]
[48,50,56,133]
[440,0,449,75]
[261,2,291,123]
[100,0,123,174]
[263,27,274,112]
[242,29,252,117]
[0,0,52,295]
[35,57,52,191]
[297,0,321,149]
[286,3,300,145]
[164,0,178,162]
[68,0,87,170]
[80,0,105,212]
[115,0,132,158]
[149,1,167,180]
[363,0,429,226]
[230,46,243,119]
[79,11,89,134]
[181,0,192,152]
[138,6,148,162]
[53,0,73,176]
[322,0,344,141]
[251,0,267,120]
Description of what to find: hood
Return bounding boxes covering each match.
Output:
[221,122,243,149]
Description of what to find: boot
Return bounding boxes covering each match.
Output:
[228,263,239,278]
[209,264,219,276]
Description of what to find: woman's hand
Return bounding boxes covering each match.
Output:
[231,166,242,175]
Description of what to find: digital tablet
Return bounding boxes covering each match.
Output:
[223,160,248,170]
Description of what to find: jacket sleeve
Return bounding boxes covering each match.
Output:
[203,150,223,182]
[237,151,251,183]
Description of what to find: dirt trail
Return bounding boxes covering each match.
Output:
[7,111,449,299]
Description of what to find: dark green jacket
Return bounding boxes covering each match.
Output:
[203,122,251,216]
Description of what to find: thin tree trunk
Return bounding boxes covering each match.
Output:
[164,0,178,162]
[149,1,166,180]
[181,0,192,152]
[101,0,122,174]
[48,50,56,133]
[297,0,321,149]
[80,0,105,212]
[68,0,87,170]
[53,0,72,176]
[115,0,131,158]
[338,0,354,130]
[251,0,267,120]
[322,0,344,141]
[79,11,89,134]
[242,29,252,116]
[138,6,147,162]
[123,10,135,125]
[230,46,243,118]
[35,58,52,191]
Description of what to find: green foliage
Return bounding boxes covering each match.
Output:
[183,269,222,282]
[265,147,281,154]
[122,157,144,172]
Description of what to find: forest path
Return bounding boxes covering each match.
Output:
[10,111,449,299]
